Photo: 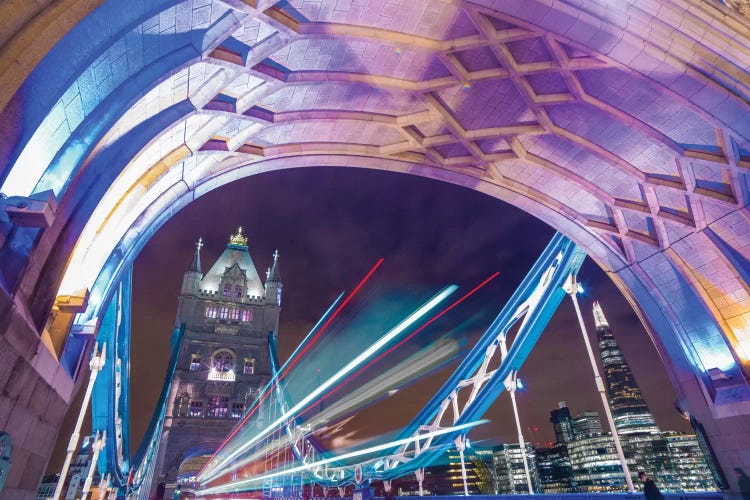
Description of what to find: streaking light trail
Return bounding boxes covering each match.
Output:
[198,419,488,496]
[200,259,383,477]
[303,272,500,413]
[198,285,458,483]
[205,339,460,478]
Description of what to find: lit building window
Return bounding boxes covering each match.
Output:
[231,403,244,419]
[213,350,234,371]
[242,309,252,322]
[208,349,236,381]
[219,307,229,319]
[230,308,239,320]
[205,306,217,318]
[223,283,232,297]
[244,358,255,375]
[189,401,203,417]
[190,354,201,371]
[235,285,243,298]
[207,396,229,418]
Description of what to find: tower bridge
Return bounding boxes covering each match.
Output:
[0,0,750,498]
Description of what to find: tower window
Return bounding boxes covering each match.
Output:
[208,349,236,381]
[212,350,235,372]
[207,396,229,418]
[189,401,203,417]
[241,310,252,322]
[219,307,229,319]
[190,354,201,371]
[223,283,232,297]
[244,358,255,375]
[235,285,243,298]
[230,308,239,321]
[231,403,244,419]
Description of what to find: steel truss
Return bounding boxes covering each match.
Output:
[269,233,585,489]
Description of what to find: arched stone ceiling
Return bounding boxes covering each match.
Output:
[1,0,750,477]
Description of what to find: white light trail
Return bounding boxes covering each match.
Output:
[238,292,345,420]
[207,338,460,476]
[198,286,458,483]
[198,419,487,496]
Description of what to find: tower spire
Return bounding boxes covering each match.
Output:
[268,249,281,283]
[189,237,203,273]
[182,237,204,294]
[592,301,608,329]
[265,249,282,306]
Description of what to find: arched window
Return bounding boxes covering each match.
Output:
[190,354,201,371]
[244,358,255,375]
[208,349,236,381]
[212,349,235,372]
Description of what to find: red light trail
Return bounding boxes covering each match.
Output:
[198,258,385,478]
[299,271,500,417]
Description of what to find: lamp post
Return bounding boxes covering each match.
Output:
[53,342,106,500]
[506,374,534,494]
[563,275,634,492]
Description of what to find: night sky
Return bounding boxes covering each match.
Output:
[48,166,690,473]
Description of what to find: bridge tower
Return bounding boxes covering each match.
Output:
[151,228,282,497]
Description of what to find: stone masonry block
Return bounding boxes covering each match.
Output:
[23,420,57,456]
[20,451,48,490]
[28,377,53,418]
[42,391,68,426]
[0,395,13,428]
[0,337,20,389]
[30,342,59,387]
[6,358,36,407]
[1,309,39,361]
[6,404,37,450]
[4,446,30,490]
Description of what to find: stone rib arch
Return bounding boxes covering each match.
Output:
[1,0,750,497]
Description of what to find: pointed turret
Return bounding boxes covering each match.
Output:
[592,301,609,329]
[265,249,283,306]
[189,237,202,273]
[199,227,265,298]
[181,237,204,294]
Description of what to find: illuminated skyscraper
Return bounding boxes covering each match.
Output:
[593,302,658,435]
[493,443,541,494]
[550,401,575,444]
[573,411,603,438]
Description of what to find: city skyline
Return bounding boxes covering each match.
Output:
[387,305,718,496]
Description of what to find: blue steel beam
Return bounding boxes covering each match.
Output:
[279,233,585,486]
[129,323,185,497]
[377,233,585,479]
[90,263,186,494]
[91,266,133,487]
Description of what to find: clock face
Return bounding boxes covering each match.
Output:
[212,350,234,372]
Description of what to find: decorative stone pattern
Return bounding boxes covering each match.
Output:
[0,0,749,497]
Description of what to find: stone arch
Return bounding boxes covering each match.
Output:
[1,0,750,496]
